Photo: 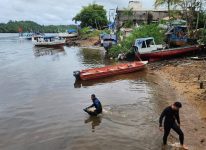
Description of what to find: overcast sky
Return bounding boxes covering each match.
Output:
[1,0,156,25]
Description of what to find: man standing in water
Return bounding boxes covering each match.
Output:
[159,102,188,149]
[84,94,102,116]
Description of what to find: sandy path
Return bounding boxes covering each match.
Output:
[149,59,206,149]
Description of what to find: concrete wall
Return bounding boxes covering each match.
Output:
[116,9,168,28]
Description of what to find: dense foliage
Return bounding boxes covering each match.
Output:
[122,8,134,28]
[108,24,165,57]
[198,29,206,44]
[72,3,108,29]
[79,27,110,39]
[0,20,77,33]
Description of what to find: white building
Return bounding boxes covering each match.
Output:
[128,1,142,11]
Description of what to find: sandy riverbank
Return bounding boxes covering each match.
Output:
[77,36,100,47]
[148,58,206,149]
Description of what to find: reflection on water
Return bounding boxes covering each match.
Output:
[84,116,102,132]
[33,46,66,57]
[77,48,114,68]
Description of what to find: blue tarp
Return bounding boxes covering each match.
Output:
[43,36,56,39]
[67,29,77,33]
[108,22,115,28]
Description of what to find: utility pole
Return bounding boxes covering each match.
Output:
[109,9,116,23]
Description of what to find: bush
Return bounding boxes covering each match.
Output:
[79,27,99,38]
[123,20,133,28]
[108,24,165,57]
[79,27,111,39]
[198,29,206,44]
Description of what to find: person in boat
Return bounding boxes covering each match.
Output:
[159,102,188,150]
[84,94,102,116]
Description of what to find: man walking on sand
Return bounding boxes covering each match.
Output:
[159,102,188,149]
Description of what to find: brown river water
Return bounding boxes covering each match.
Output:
[0,33,172,150]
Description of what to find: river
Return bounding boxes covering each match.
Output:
[0,33,169,150]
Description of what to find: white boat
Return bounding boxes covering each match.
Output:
[19,32,45,40]
[58,32,78,38]
[19,32,35,40]
[32,36,65,47]
[58,29,78,38]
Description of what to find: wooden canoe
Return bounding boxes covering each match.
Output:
[73,61,148,80]
[137,45,200,61]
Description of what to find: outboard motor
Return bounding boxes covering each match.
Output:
[73,71,81,80]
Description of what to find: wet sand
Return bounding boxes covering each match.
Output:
[77,36,99,47]
[149,59,206,149]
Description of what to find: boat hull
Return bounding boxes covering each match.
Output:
[34,42,65,47]
[74,61,148,81]
[58,33,78,38]
[137,45,200,61]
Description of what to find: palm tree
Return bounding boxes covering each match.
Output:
[155,0,181,25]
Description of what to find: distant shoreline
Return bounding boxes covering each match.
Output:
[0,20,77,33]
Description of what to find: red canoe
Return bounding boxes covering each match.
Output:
[136,45,200,61]
[134,37,201,61]
[73,61,148,80]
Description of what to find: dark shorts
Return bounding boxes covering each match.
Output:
[84,109,102,116]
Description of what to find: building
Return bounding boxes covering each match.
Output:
[128,1,142,11]
[115,1,168,29]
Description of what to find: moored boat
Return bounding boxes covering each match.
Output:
[102,34,117,50]
[19,32,35,40]
[73,61,148,80]
[134,37,200,61]
[32,36,65,47]
[58,29,78,38]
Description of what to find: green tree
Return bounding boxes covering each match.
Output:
[72,3,108,29]
[122,8,134,28]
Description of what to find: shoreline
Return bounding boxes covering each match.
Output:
[77,36,99,47]
[148,59,206,149]
[67,38,206,148]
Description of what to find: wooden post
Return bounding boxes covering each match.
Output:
[198,74,201,80]
[200,81,204,89]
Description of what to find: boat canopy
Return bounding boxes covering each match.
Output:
[134,37,155,48]
[41,36,56,39]
[171,19,187,25]
[165,26,188,43]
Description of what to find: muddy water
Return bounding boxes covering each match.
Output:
[0,33,171,150]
